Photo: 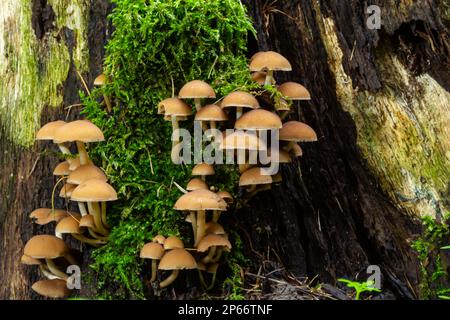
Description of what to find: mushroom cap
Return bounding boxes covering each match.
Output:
[235,109,282,130]
[53,161,71,176]
[71,179,118,202]
[238,163,255,173]
[163,236,185,250]
[192,163,215,176]
[24,235,69,259]
[216,191,234,203]
[59,183,77,199]
[279,121,317,142]
[67,164,107,185]
[194,104,228,121]
[251,72,267,85]
[158,248,197,270]
[239,167,273,186]
[186,178,209,191]
[31,279,70,298]
[174,189,227,211]
[140,242,165,260]
[152,235,166,245]
[278,82,311,100]
[158,97,192,117]
[221,91,260,109]
[219,131,267,151]
[29,208,69,225]
[197,234,232,252]
[79,215,95,228]
[179,80,216,99]
[36,120,67,140]
[55,216,81,235]
[292,143,303,157]
[94,73,107,86]
[249,51,292,72]
[205,222,225,235]
[21,254,42,265]
[53,120,104,143]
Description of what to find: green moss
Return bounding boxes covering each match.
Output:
[81,0,255,299]
[0,0,91,147]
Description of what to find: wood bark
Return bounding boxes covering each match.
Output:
[0,0,449,299]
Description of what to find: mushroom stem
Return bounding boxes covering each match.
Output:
[264,70,274,86]
[39,265,61,280]
[150,260,158,282]
[45,259,68,280]
[210,248,223,263]
[87,228,108,241]
[101,201,109,228]
[72,233,107,246]
[103,94,112,113]
[210,121,216,130]
[198,270,208,289]
[76,141,90,165]
[201,246,217,264]
[236,107,243,119]
[195,210,206,247]
[207,271,218,291]
[159,270,180,288]
[194,98,202,111]
[78,202,87,216]
[212,210,221,223]
[87,202,109,236]
[284,141,295,152]
[189,212,197,242]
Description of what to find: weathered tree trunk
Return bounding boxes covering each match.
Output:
[0,0,449,299]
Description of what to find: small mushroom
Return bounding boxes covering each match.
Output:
[56,215,105,246]
[239,167,273,195]
[249,51,292,85]
[186,178,209,191]
[53,161,71,176]
[36,120,74,165]
[195,104,228,133]
[163,236,184,250]
[192,163,215,182]
[251,71,269,85]
[152,235,166,245]
[178,80,216,112]
[94,73,112,112]
[221,91,260,120]
[213,191,234,222]
[29,208,69,225]
[158,248,197,288]
[292,143,303,157]
[32,279,71,298]
[140,242,165,282]
[279,121,318,152]
[197,234,232,264]
[278,82,311,101]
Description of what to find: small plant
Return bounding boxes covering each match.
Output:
[338,278,381,300]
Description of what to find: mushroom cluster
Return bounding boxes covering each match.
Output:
[22,119,117,298]
[149,51,317,290]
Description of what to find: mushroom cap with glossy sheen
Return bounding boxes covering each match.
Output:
[279,121,318,142]
[67,164,107,185]
[21,254,42,265]
[36,120,67,140]
[179,80,215,99]
[174,189,227,211]
[235,109,282,130]
[192,163,215,176]
[186,178,209,191]
[94,73,107,86]
[239,167,273,187]
[24,235,69,259]
[59,183,77,199]
[221,91,260,109]
[53,120,104,143]
[56,216,81,234]
[53,161,71,176]
[140,242,165,260]
[216,191,233,203]
[278,82,311,100]
[152,235,166,245]
[292,143,303,157]
[158,97,192,117]
[29,208,69,225]
[249,51,292,72]
[31,279,71,298]
[158,248,197,270]
[219,131,267,151]
[79,215,95,229]
[163,236,184,250]
[205,222,225,235]
[197,234,232,252]
[71,179,118,202]
[194,104,228,121]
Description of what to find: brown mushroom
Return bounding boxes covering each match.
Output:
[178,80,215,112]
[140,242,165,282]
[158,248,197,288]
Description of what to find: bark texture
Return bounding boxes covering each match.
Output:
[0,0,449,299]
